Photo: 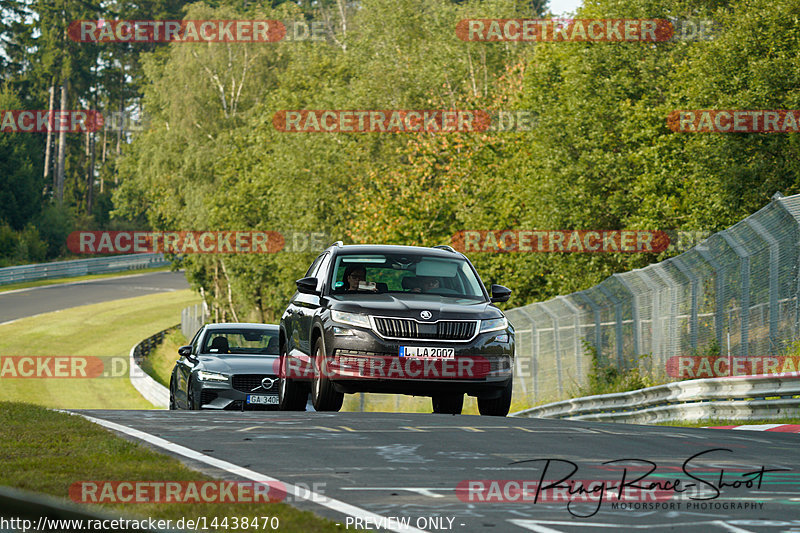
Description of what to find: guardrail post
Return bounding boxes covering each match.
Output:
[721,232,751,358]
[747,219,780,354]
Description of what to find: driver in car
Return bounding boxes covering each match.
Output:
[342,264,378,292]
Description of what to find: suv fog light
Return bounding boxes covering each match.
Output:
[494,334,509,343]
[333,326,355,336]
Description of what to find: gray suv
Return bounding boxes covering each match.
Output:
[278,244,515,416]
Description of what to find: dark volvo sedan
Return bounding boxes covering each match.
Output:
[279,243,515,415]
[170,323,281,410]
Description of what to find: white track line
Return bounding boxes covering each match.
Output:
[78,413,427,533]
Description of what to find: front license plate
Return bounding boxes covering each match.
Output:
[399,346,455,359]
[247,394,279,405]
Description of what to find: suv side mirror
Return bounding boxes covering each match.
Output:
[296,277,320,295]
[490,284,512,303]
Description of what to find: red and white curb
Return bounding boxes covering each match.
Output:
[705,424,800,432]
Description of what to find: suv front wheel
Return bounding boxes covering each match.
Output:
[311,338,344,412]
[279,350,310,411]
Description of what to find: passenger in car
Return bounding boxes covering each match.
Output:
[402,276,423,292]
[421,277,440,292]
[409,276,440,293]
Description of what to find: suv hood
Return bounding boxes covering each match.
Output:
[198,355,278,375]
[328,293,503,321]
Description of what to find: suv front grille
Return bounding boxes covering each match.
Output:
[231,374,279,393]
[373,317,477,341]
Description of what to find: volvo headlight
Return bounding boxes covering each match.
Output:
[197,371,229,382]
[331,310,371,329]
[480,317,508,333]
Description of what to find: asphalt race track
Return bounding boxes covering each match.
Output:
[78,410,800,532]
[0,271,189,324]
[9,271,800,531]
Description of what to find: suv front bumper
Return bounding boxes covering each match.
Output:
[321,324,514,399]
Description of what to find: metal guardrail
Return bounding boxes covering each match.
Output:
[129,326,176,408]
[132,326,174,361]
[511,374,800,423]
[0,253,170,286]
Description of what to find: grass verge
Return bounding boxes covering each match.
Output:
[0,289,200,409]
[140,329,189,388]
[0,266,171,293]
[0,402,350,532]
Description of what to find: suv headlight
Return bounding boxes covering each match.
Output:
[480,317,508,333]
[197,371,229,382]
[331,310,371,329]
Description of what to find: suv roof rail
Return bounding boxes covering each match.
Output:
[433,245,457,253]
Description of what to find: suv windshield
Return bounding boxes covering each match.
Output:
[201,329,279,355]
[329,252,486,299]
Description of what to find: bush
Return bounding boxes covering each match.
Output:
[16,225,47,263]
[575,340,657,397]
[34,203,74,258]
[0,222,48,266]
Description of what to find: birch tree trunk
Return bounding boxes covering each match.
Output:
[55,82,68,203]
[43,84,55,190]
